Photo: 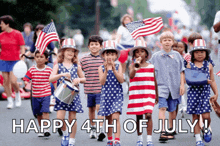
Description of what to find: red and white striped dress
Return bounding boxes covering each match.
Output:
[127,64,156,115]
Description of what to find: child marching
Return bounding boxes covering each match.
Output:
[186,39,218,146]
[127,40,158,146]
[98,40,124,146]
[49,38,86,146]
[149,31,185,141]
[80,35,105,140]
[23,50,56,137]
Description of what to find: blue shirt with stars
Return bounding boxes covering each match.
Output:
[149,50,185,99]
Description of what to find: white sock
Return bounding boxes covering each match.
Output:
[7,97,13,102]
[15,92,20,97]
[69,138,75,144]
[63,129,68,136]
[147,135,152,142]
[138,135,143,142]
[195,134,202,142]
[100,126,103,133]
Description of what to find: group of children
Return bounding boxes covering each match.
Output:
[23,30,218,146]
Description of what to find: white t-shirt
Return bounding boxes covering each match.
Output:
[117,25,134,45]
[213,11,220,40]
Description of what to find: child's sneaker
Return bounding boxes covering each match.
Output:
[61,135,69,146]
[146,141,154,146]
[196,141,205,146]
[44,129,51,138]
[7,97,14,109]
[90,127,97,139]
[114,141,121,146]
[136,141,143,146]
[203,128,212,143]
[97,132,106,141]
[106,141,113,146]
[38,133,44,137]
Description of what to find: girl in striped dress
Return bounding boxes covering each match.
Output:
[127,40,158,146]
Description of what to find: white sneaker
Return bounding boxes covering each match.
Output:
[38,133,44,137]
[90,127,97,139]
[7,97,14,109]
[15,93,22,107]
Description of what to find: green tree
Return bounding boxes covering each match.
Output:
[0,0,64,32]
[66,0,120,38]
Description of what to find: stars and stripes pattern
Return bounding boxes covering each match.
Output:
[183,53,191,63]
[61,38,76,49]
[103,40,116,49]
[193,39,206,49]
[126,17,163,40]
[216,71,220,76]
[127,64,156,115]
[35,22,59,55]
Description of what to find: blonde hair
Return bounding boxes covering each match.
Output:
[160,31,174,42]
[57,48,78,64]
[121,14,133,27]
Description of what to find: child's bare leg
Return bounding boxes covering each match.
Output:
[106,115,113,138]
[112,112,120,138]
[136,115,143,136]
[169,110,177,129]
[201,112,211,128]
[37,115,43,127]
[42,112,50,127]
[158,107,166,131]
[146,113,153,135]
[199,114,212,131]
[69,111,77,138]
[192,114,200,134]
[96,104,104,127]
[57,110,66,131]
[89,106,96,126]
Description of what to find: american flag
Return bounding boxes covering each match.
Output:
[216,71,220,76]
[35,22,60,55]
[126,17,163,40]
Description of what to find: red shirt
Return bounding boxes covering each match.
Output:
[0,29,25,61]
[23,65,56,97]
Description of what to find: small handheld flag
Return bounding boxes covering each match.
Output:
[126,17,163,40]
[35,21,60,55]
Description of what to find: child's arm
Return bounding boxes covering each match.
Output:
[179,71,185,95]
[98,64,108,85]
[129,63,136,79]
[112,63,124,83]
[49,64,70,83]
[209,64,218,102]
[73,65,86,85]
[154,69,159,104]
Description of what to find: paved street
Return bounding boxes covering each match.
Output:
[0,52,220,146]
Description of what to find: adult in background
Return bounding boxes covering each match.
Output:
[22,22,34,69]
[25,24,57,69]
[213,10,220,62]
[73,29,84,52]
[22,22,34,51]
[0,15,25,109]
[116,14,144,80]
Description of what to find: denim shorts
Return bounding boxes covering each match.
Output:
[33,96,50,115]
[87,93,101,107]
[0,60,18,72]
[158,94,181,112]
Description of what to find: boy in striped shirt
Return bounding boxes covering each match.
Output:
[80,35,105,141]
[23,50,56,137]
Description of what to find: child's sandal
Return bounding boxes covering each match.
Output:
[163,131,175,140]
[159,131,168,142]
